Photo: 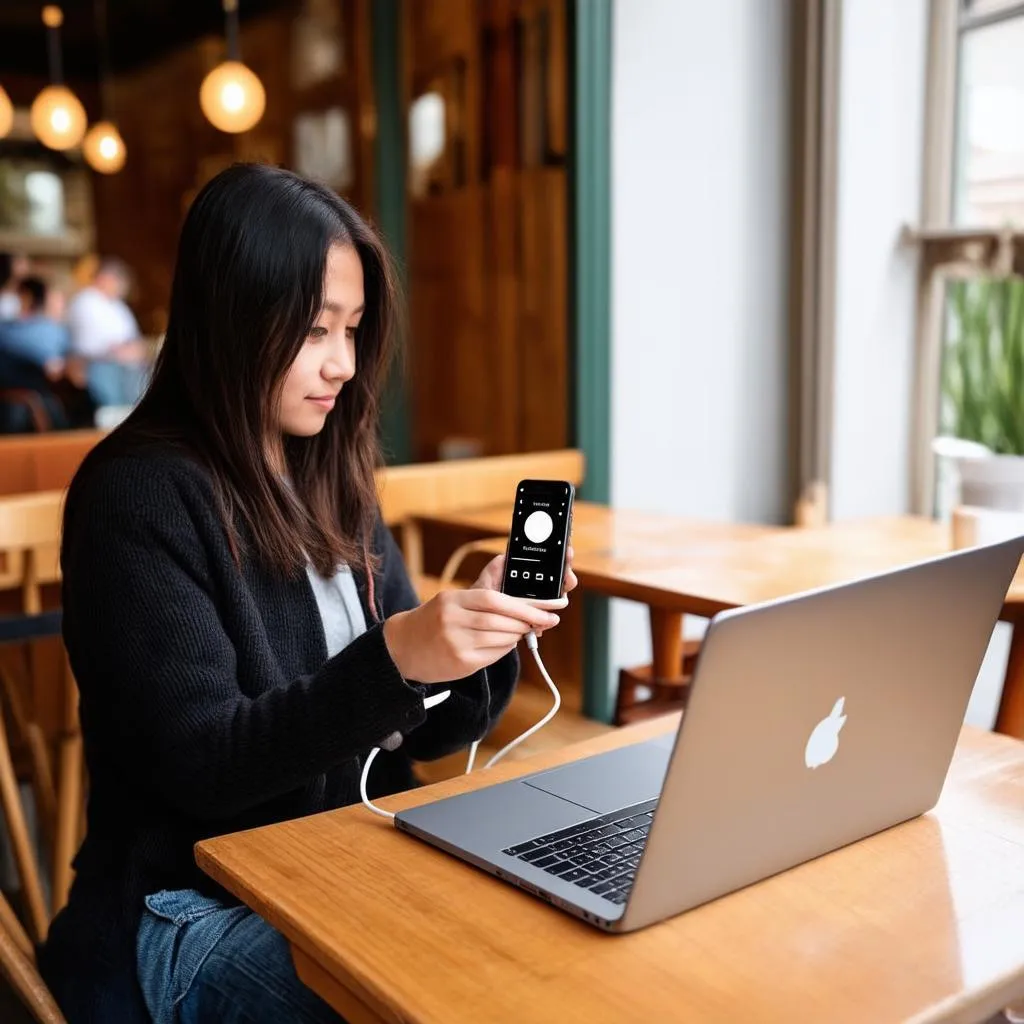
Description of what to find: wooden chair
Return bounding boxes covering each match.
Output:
[0,892,66,1023]
[376,449,585,599]
[0,390,55,434]
[0,611,65,946]
[0,491,84,936]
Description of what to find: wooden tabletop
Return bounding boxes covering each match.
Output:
[198,717,1024,1024]
[423,503,1024,614]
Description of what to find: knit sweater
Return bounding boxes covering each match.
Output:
[39,435,518,1023]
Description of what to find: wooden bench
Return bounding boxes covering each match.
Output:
[0,430,104,497]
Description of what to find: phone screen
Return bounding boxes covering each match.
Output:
[500,479,574,600]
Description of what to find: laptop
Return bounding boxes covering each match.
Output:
[396,535,1024,933]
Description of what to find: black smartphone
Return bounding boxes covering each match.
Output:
[500,479,575,600]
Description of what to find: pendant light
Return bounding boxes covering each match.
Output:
[0,85,13,140]
[82,0,126,173]
[30,6,88,151]
[199,0,266,134]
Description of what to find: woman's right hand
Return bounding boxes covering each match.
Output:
[382,589,561,683]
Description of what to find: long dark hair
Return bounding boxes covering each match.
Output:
[126,163,401,578]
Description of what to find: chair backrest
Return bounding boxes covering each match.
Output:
[376,449,585,526]
[0,491,64,614]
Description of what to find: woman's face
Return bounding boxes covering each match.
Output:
[277,243,364,438]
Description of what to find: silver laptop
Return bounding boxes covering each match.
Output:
[396,536,1024,933]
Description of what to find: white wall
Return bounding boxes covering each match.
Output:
[830,0,928,520]
[607,0,1005,730]
[609,0,792,676]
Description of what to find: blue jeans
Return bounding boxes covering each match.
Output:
[137,889,345,1024]
[87,360,146,407]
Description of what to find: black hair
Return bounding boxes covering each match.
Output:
[122,163,402,578]
[17,276,47,313]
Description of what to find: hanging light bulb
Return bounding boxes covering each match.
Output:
[83,120,126,173]
[200,0,266,134]
[83,0,126,174]
[31,84,87,150]
[30,6,87,151]
[0,85,13,140]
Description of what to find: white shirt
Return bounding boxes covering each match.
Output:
[304,563,367,657]
[0,292,20,321]
[67,286,139,358]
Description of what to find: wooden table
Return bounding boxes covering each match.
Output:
[421,505,1024,737]
[197,715,1024,1024]
[419,501,782,685]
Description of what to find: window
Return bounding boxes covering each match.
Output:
[0,160,66,236]
[293,107,353,193]
[907,0,1024,516]
[954,6,1024,226]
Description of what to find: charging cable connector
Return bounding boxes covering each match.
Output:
[360,630,561,819]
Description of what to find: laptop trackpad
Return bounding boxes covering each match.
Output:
[523,740,672,815]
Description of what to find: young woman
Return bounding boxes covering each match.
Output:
[39,163,575,1023]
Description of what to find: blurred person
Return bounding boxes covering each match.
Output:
[40,163,575,1023]
[0,275,70,380]
[0,251,30,320]
[66,257,149,407]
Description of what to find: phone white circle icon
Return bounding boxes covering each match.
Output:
[524,510,554,543]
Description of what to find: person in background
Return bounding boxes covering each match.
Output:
[0,252,31,321]
[66,257,149,407]
[0,275,70,380]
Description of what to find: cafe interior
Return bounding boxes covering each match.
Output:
[1,0,1024,1021]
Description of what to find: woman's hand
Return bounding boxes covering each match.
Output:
[382,589,562,683]
[471,546,577,638]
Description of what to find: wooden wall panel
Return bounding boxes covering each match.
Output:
[90,4,370,336]
[518,167,568,451]
[404,0,570,461]
[407,189,488,460]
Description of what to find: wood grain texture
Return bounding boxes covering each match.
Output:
[197,719,1024,1024]
[419,505,1024,615]
[414,505,1024,740]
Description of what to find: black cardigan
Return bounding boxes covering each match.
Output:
[39,436,518,1023]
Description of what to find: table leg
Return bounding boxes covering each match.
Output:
[996,613,1024,740]
[291,945,390,1024]
[650,609,684,681]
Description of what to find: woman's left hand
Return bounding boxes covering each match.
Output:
[472,545,578,637]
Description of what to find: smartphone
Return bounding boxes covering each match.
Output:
[500,479,575,601]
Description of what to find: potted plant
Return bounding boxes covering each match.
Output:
[934,275,1024,511]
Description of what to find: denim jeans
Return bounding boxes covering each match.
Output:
[137,889,345,1024]
[87,360,146,407]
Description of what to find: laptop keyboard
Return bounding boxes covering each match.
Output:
[501,798,658,905]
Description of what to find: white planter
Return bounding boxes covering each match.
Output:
[956,454,1024,511]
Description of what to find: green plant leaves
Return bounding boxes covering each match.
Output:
[942,276,1024,455]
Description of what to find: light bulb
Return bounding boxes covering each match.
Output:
[30,85,87,150]
[83,120,127,174]
[0,86,12,140]
[199,61,265,134]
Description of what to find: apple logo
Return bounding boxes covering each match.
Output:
[804,697,847,769]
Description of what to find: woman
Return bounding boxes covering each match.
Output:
[40,164,574,1023]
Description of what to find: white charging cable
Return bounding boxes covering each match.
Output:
[360,630,561,819]
[482,631,560,768]
[360,689,452,820]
